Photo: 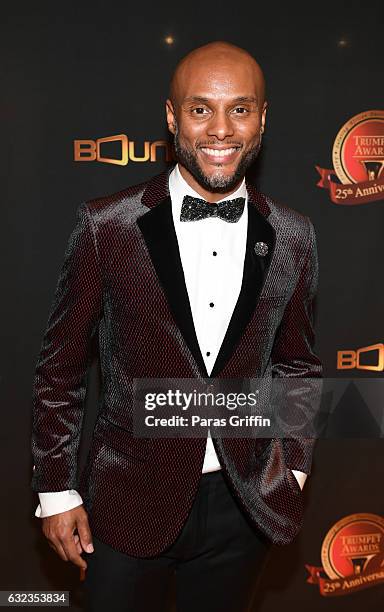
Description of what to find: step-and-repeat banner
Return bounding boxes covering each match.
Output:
[1,2,383,610]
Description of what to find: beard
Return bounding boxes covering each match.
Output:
[173,125,262,193]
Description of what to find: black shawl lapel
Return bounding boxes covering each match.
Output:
[137,195,209,378]
[137,168,275,379]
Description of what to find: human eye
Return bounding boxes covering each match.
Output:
[232,106,249,114]
[191,106,210,115]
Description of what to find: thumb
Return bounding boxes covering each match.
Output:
[76,515,94,553]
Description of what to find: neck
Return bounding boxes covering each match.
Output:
[177,164,243,203]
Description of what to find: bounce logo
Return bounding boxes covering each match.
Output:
[337,343,384,371]
[74,134,174,165]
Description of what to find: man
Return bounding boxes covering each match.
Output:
[31,41,322,611]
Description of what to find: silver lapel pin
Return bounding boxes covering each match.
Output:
[254,241,269,256]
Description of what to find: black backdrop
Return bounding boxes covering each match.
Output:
[1,1,383,609]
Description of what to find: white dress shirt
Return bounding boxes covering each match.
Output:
[170,163,248,473]
[34,163,307,518]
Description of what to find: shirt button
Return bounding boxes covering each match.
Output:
[209,302,214,307]
[212,251,217,256]
[206,351,211,356]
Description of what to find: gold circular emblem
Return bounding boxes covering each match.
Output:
[321,513,384,579]
[332,110,384,184]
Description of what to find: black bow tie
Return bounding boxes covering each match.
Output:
[180,195,245,223]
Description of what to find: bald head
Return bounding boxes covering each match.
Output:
[165,40,267,200]
[169,41,266,108]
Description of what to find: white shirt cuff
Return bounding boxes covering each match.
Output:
[35,490,83,518]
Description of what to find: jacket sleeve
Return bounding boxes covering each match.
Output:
[271,217,322,474]
[31,202,103,492]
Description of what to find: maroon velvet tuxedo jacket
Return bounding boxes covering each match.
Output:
[31,166,322,556]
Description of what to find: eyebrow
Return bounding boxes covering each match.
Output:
[183,95,258,104]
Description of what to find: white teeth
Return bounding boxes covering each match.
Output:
[200,147,238,157]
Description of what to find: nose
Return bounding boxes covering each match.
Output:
[206,109,234,140]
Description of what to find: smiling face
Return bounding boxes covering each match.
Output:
[166,42,267,201]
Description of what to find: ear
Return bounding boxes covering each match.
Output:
[261,101,267,133]
[165,98,176,135]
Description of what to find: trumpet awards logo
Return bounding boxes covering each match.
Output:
[316,110,384,205]
[74,134,174,165]
[306,513,384,596]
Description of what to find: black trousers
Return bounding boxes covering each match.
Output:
[83,469,272,612]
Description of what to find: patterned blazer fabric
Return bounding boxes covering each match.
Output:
[31,166,322,556]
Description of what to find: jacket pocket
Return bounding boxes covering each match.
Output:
[92,413,151,461]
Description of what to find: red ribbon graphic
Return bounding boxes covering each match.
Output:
[305,563,384,597]
[315,166,384,205]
